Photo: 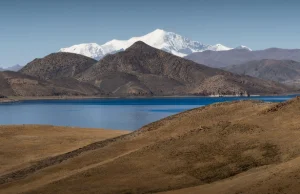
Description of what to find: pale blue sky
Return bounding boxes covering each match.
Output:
[1,0,299,67]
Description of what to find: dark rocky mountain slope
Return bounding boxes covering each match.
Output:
[0,71,102,96]
[12,42,293,97]
[224,59,300,86]
[79,41,291,96]
[186,48,300,68]
[20,52,97,80]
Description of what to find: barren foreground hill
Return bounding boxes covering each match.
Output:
[0,125,129,176]
[2,98,300,193]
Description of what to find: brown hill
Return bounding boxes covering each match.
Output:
[2,98,300,193]
[20,52,97,80]
[224,59,300,86]
[0,125,129,175]
[0,71,102,96]
[186,48,300,68]
[79,41,290,96]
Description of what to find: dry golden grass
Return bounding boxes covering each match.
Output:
[159,155,300,194]
[2,98,300,194]
[0,125,129,175]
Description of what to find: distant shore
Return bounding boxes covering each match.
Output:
[0,98,20,104]
[0,93,299,104]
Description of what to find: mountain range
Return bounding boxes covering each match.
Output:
[16,41,290,97]
[20,52,97,80]
[59,29,250,60]
[224,59,300,86]
[78,41,290,96]
[0,65,23,72]
[0,70,103,97]
[186,48,300,68]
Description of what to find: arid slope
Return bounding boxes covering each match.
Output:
[0,125,129,175]
[2,98,300,194]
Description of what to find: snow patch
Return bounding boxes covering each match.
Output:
[59,29,250,59]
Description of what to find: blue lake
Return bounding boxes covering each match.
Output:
[0,95,298,130]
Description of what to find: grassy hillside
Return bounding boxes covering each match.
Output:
[2,98,300,193]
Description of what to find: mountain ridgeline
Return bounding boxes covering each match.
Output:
[224,59,300,86]
[78,41,289,96]
[59,29,236,60]
[186,48,300,68]
[0,52,103,97]
[20,52,97,80]
[0,65,23,72]
[14,41,292,97]
[0,71,103,97]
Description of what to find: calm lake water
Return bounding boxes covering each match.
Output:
[0,95,297,130]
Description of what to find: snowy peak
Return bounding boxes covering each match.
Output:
[100,29,210,57]
[207,44,232,51]
[59,43,104,60]
[59,29,247,59]
[7,64,23,71]
[234,45,252,51]
[0,64,23,72]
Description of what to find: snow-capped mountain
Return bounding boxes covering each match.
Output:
[61,43,105,60]
[6,64,23,71]
[0,64,23,72]
[234,45,252,51]
[59,29,250,59]
[207,44,232,51]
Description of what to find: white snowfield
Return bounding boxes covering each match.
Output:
[234,45,252,51]
[59,29,250,60]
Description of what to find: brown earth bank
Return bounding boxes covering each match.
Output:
[0,125,129,175]
[1,98,300,194]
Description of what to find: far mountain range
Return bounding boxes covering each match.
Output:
[186,48,300,68]
[59,29,252,60]
[57,29,300,88]
[3,41,289,97]
[1,29,300,97]
[223,59,300,86]
[0,65,23,72]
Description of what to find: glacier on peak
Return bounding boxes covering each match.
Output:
[234,45,252,51]
[59,29,250,59]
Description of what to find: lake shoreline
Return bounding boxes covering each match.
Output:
[2,99,300,194]
[0,95,297,130]
[2,92,299,104]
